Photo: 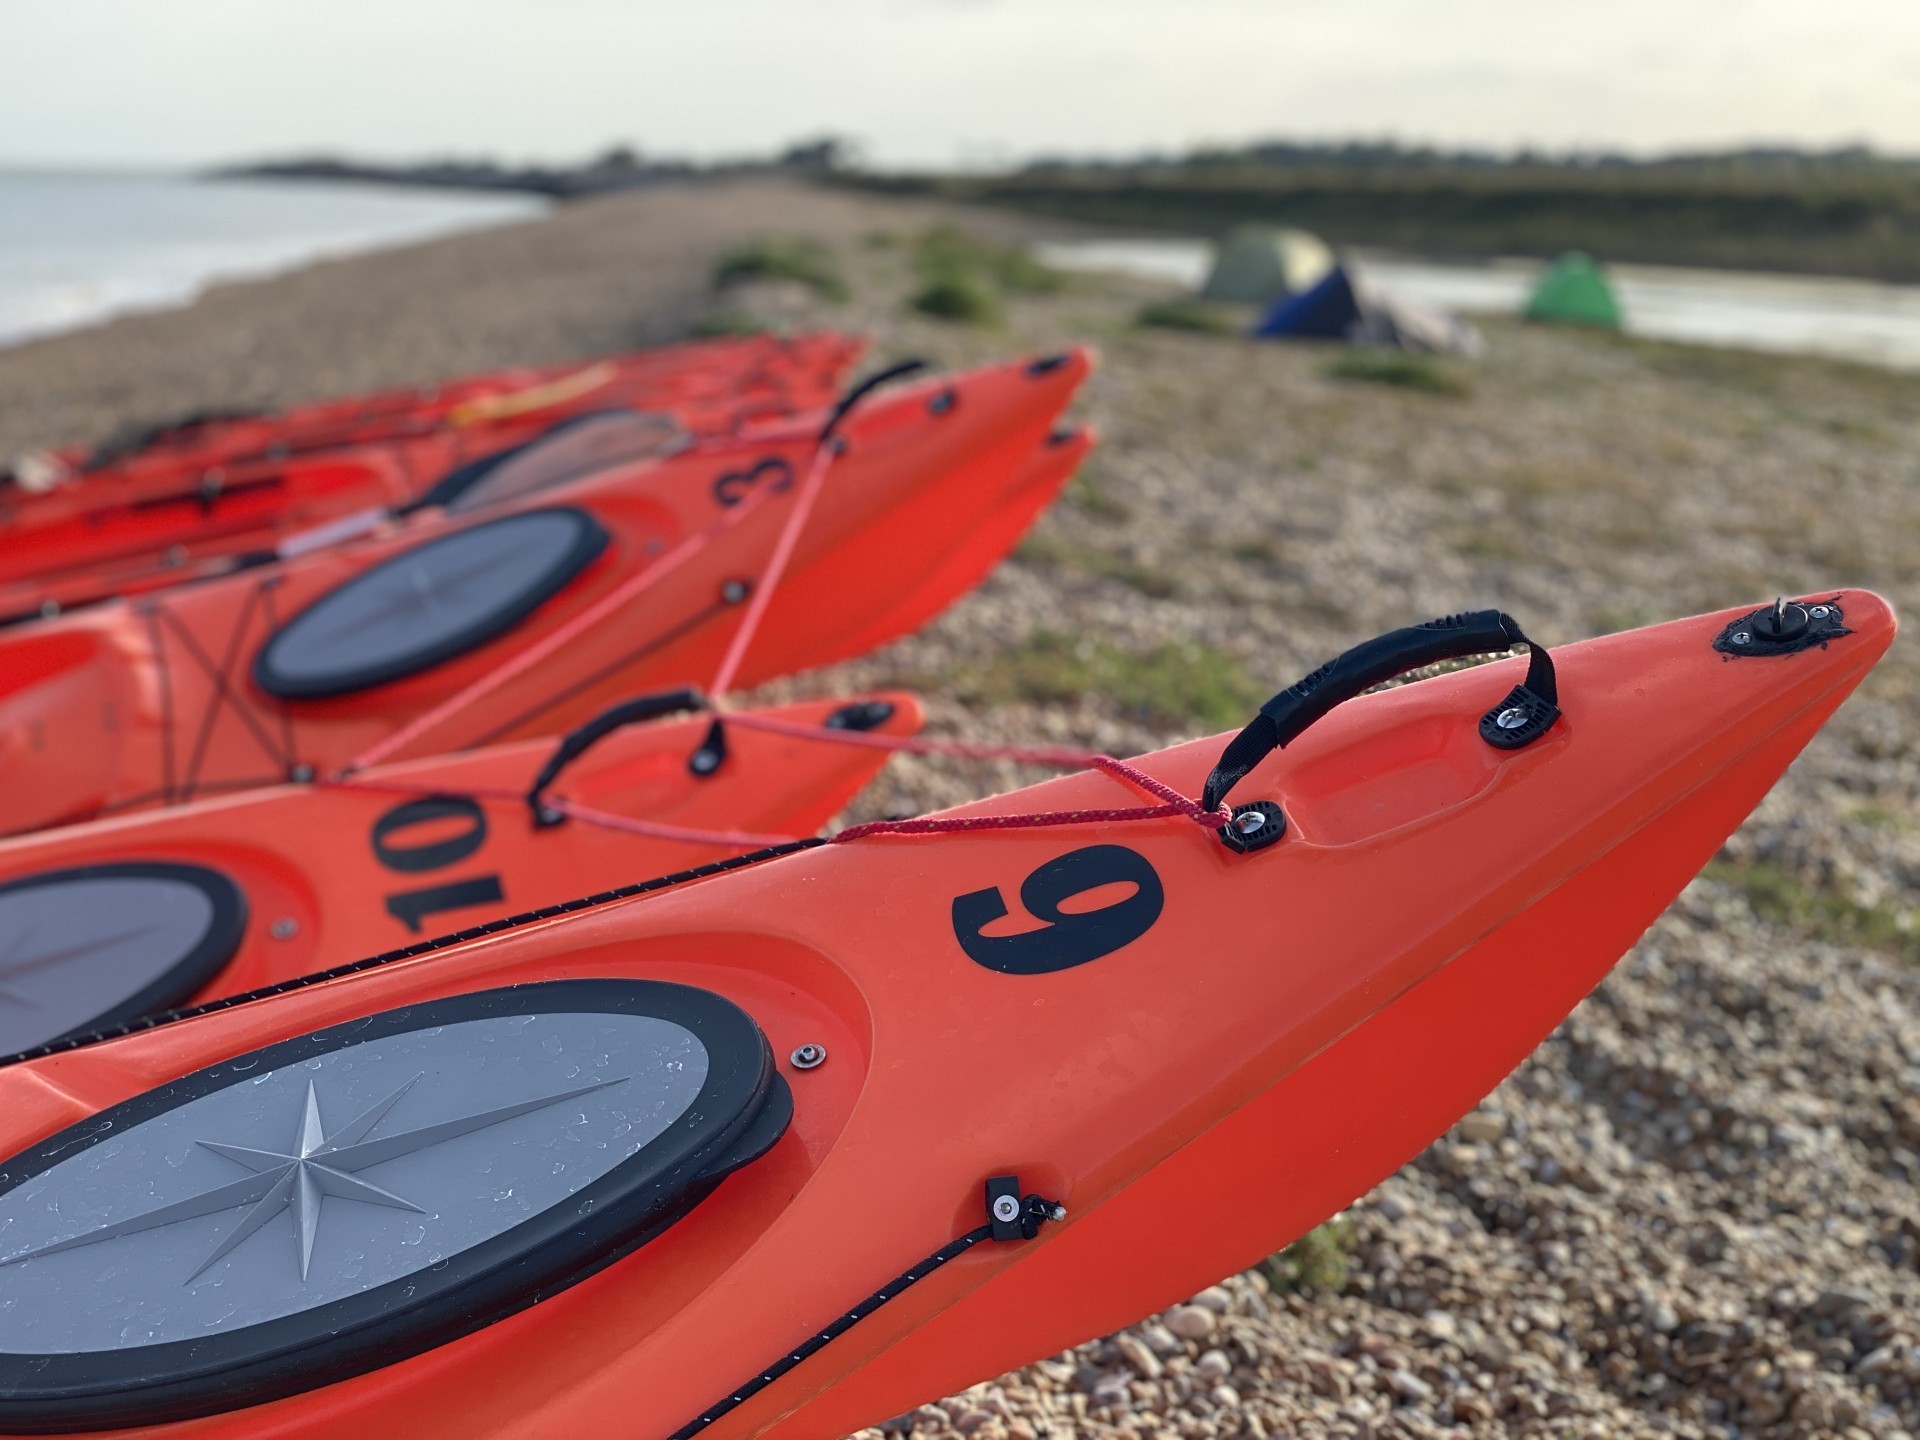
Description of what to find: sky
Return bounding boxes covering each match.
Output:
[6,0,1920,171]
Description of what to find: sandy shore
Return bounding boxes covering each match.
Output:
[4,179,1918,1440]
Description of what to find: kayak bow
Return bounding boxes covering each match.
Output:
[0,592,1890,1437]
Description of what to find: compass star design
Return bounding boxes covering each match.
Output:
[0,1071,627,1284]
[314,551,503,649]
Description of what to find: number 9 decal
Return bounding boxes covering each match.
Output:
[952,845,1164,975]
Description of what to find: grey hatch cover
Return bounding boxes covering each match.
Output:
[0,978,788,1431]
[253,507,607,699]
[0,861,246,1054]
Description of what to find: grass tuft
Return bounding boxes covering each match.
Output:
[1069,471,1134,523]
[1708,859,1918,962]
[1449,529,1525,561]
[906,225,1063,324]
[1227,537,1287,566]
[1018,534,1182,598]
[915,225,1065,294]
[712,238,849,302]
[1136,298,1239,336]
[953,632,1262,731]
[1261,1219,1355,1294]
[1322,352,1471,396]
[688,309,768,339]
[911,270,1001,325]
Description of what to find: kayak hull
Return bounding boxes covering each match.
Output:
[745,654,1866,1437]
[0,354,1093,836]
[0,692,922,1058]
[0,334,864,604]
[0,593,1891,1439]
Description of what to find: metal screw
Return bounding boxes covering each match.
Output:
[991,1194,1022,1224]
[1234,810,1267,836]
[689,748,720,775]
[289,763,315,783]
[1730,632,1752,646]
[270,918,299,940]
[1810,605,1832,619]
[790,1043,827,1070]
[1496,706,1529,730]
[721,579,749,604]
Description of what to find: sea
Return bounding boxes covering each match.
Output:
[1033,238,1920,373]
[0,172,548,350]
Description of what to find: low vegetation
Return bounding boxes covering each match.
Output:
[856,152,1920,280]
[1018,533,1181,598]
[1135,298,1239,336]
[687,309,767,338]
[1708,859,1919,963]
[1068,468,1134,523]
[910,270,1000,324]
[711,237,849,302]
[1322,352,1471,396]
[953,632,1263,731]
[1261,1218,1356,1294]
[907,225,1064,325]
[915,225,1064,294]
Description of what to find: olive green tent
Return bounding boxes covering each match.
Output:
[1524,252,1623,329]
[1200,226,1333,304]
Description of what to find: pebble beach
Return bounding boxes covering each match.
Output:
[3,177,1917,1440]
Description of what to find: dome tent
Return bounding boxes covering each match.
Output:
[1252,264,1482,356]
[1200,225,1334,304]
[1525,252,1623,329]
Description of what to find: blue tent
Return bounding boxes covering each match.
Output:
[1253,264,1480,355]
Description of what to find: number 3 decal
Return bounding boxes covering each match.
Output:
[952,845,1164,975]
[711,456,794,508]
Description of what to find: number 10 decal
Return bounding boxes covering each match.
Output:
[952,845,1164,975]
[370,794,504,933]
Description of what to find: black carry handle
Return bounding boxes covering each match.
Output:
[527,687,709,825]
[819,360,928,446]
[1201,610,1560,813]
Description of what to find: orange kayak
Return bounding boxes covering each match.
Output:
[0,593,1889,1437]
[0,354,1094,836]
[0,334,865,615]
[0,689,919,1057]
[0,410,694,621]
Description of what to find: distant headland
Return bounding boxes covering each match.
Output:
[214,139,849,200]
[218,138,1920,280]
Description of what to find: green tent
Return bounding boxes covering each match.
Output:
[1524,252,1623,329]
[1200,225,1333,304]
